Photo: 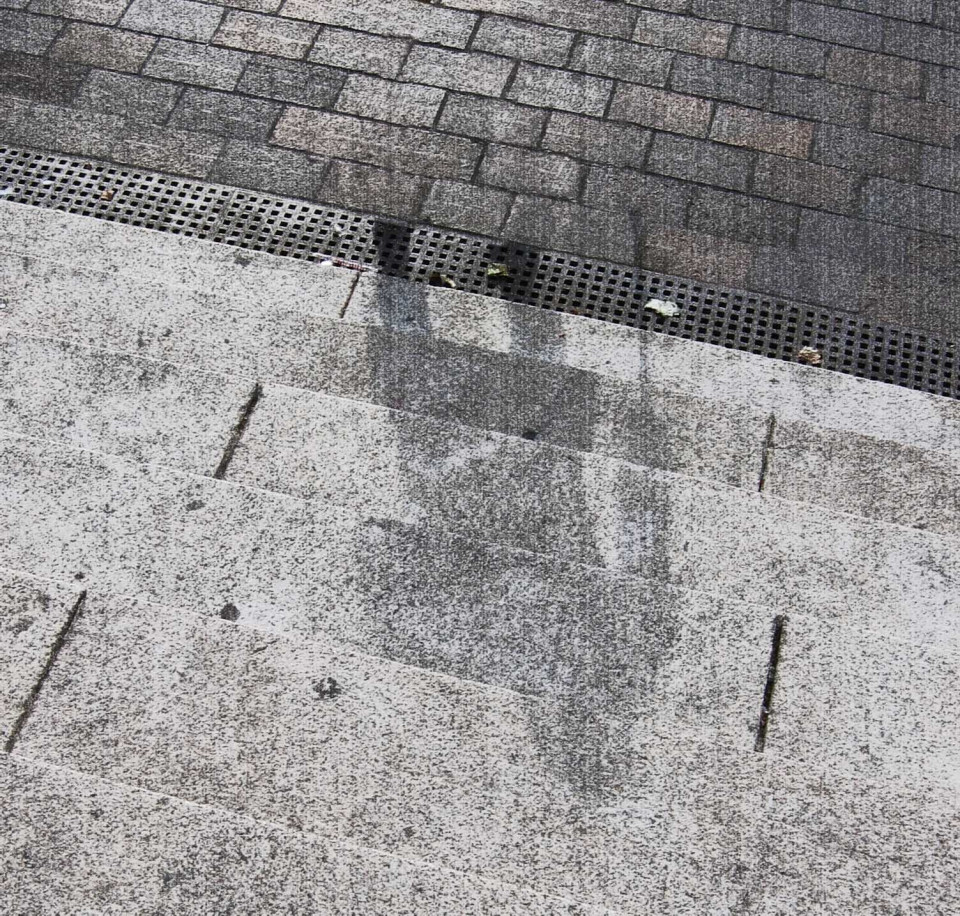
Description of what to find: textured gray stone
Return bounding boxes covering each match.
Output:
[72,70,181,123]
[49,23,157,71]
[507,64,612,116]
[11,593,960,912]
[478,145,582,199]
[237,56,344,107]
[120,0,223,41]
[400,45,514,96]
[633,8,732,57]
[0,330,251,475]
[143,38,249,91]
[710,104,814,158]
[472,16,575,66]
[336,74,445,128]
[0,10,63,54]
[0,572,75,748]
[307,26,409,78]
[541,111,650,169]
[214,9,318,58]
[168,87,283,141]
[608,84,712,137]
[0,754,594,915]
[437,93,547,146]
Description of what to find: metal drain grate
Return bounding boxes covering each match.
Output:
[1,144,957,400]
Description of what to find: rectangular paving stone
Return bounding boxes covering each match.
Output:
[812,122,919,179]
[788,0,883,50]
[168,87,282,141]
[647,133,752,191]
[421,179,512,237]
[728,26,827,76]
[504,195,635,261]
[569,34,673,86]
[120,0,223,41]
[273,108,481,180]
[437,93,546,146]
[642,226,752,286]
[633,9,732,57]
[143,38,249,91]
[0,755,582,916]
[711,104,814,158]
[825,46,923,96]
[0,50,86,105]
[0,331,252,474]
[27,0,127,23]
[870,94,960,147]
[542,111,650,169]
[110,122,227,176]
[321,158,429,221]
[669,53,770,107]
[209,138,328,199]
[926,64,960,109]
[214,9,318,58]
[336,74,444,128]
[307,26,409,78]
[608,84,712,137]
[0,573,76,749]
[400,45,513,96]
[882,18,960,65]
[440,0,633,38]
[687,186,798,247]
[689,0,786,28]
[478,144,581,199]
[584,166,691,227]
[72,70,181,123]
[863,177,960,236]
[0,10,63,54]
[49,23,156,71]
[237,56,343,107]
[768,71,870,126]
[920,146,960,193]
[753,154,859,213]
[506,63,612,116]
[471,15,574,66]
[748,244,864,303]
[280,0,477,48]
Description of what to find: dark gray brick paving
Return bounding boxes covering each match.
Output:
[4,0,960,336]
[49,23,156,71]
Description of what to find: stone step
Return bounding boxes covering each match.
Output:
[0,754,600,915]
[4,201,959,533]
[0,436,957,793]
[0,244,768,493]
[10,585,958,914]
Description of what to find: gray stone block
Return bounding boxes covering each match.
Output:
[437,93,546,146]
[443,0,632,38]
[752,154,860,213]
[0,754,591,914]
[687,186,799,247]
[27,0,126,23]
[400,45,514,97]
[0,10,63,54]
[669,54,770,107]
[870,94,960,147]
[506,64,612,116]
[728,26,826,76]
[641,227,752,287]
[647,133,753,192]
[49,23,157,72]
[208,138,329,200]
[120,0,223,41]
[569,34,673,86]
[280,0,477,48]
[883,18,960,65]
[478,144,582,199]
[788,0,883,50]
[471,15,574,66]
[336,74,445,128]
[608,84,712,137]
[321,159,429,221]
[236,56,343,108]
[0,50,87,105]
[272,109,481,181]
[768,71,871,127]
[633,9,732,57]
[72,70,180,123]
[214,9,318,58]
[583,167,690,227]
[421,179,512,237]
[0,572,75,748]
[143,37,250,91]
[825,46,923,96]
[710,104,814,158]
[307,26,409,78]
[812,122,919,179]
[541,112,650,170]
[168,87,283,141]
[0,330,252,475]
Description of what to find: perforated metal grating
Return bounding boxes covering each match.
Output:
[2,145,957,400]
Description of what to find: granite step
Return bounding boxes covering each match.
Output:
[7,583,957,914]
[4,201,959,533]
[0,753,602,915]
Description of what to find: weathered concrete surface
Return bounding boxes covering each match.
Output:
[766,420,960,536]
[0,330,252,475]
[0,755,600,916]
[0,572,75,748]
[14,593,960,914]
[0,201,357,319]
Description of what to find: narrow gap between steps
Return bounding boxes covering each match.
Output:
[757,413,777,492]
[213,382,262,480]
[4,590,87,754]
[754,614,786,753]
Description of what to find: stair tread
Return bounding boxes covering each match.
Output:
[7,581,957,914]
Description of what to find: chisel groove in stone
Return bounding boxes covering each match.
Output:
[213,381,262,480]
[3,589,86,754]
[754,613,786,753]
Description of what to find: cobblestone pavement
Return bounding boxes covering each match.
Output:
[1,0,959,336]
